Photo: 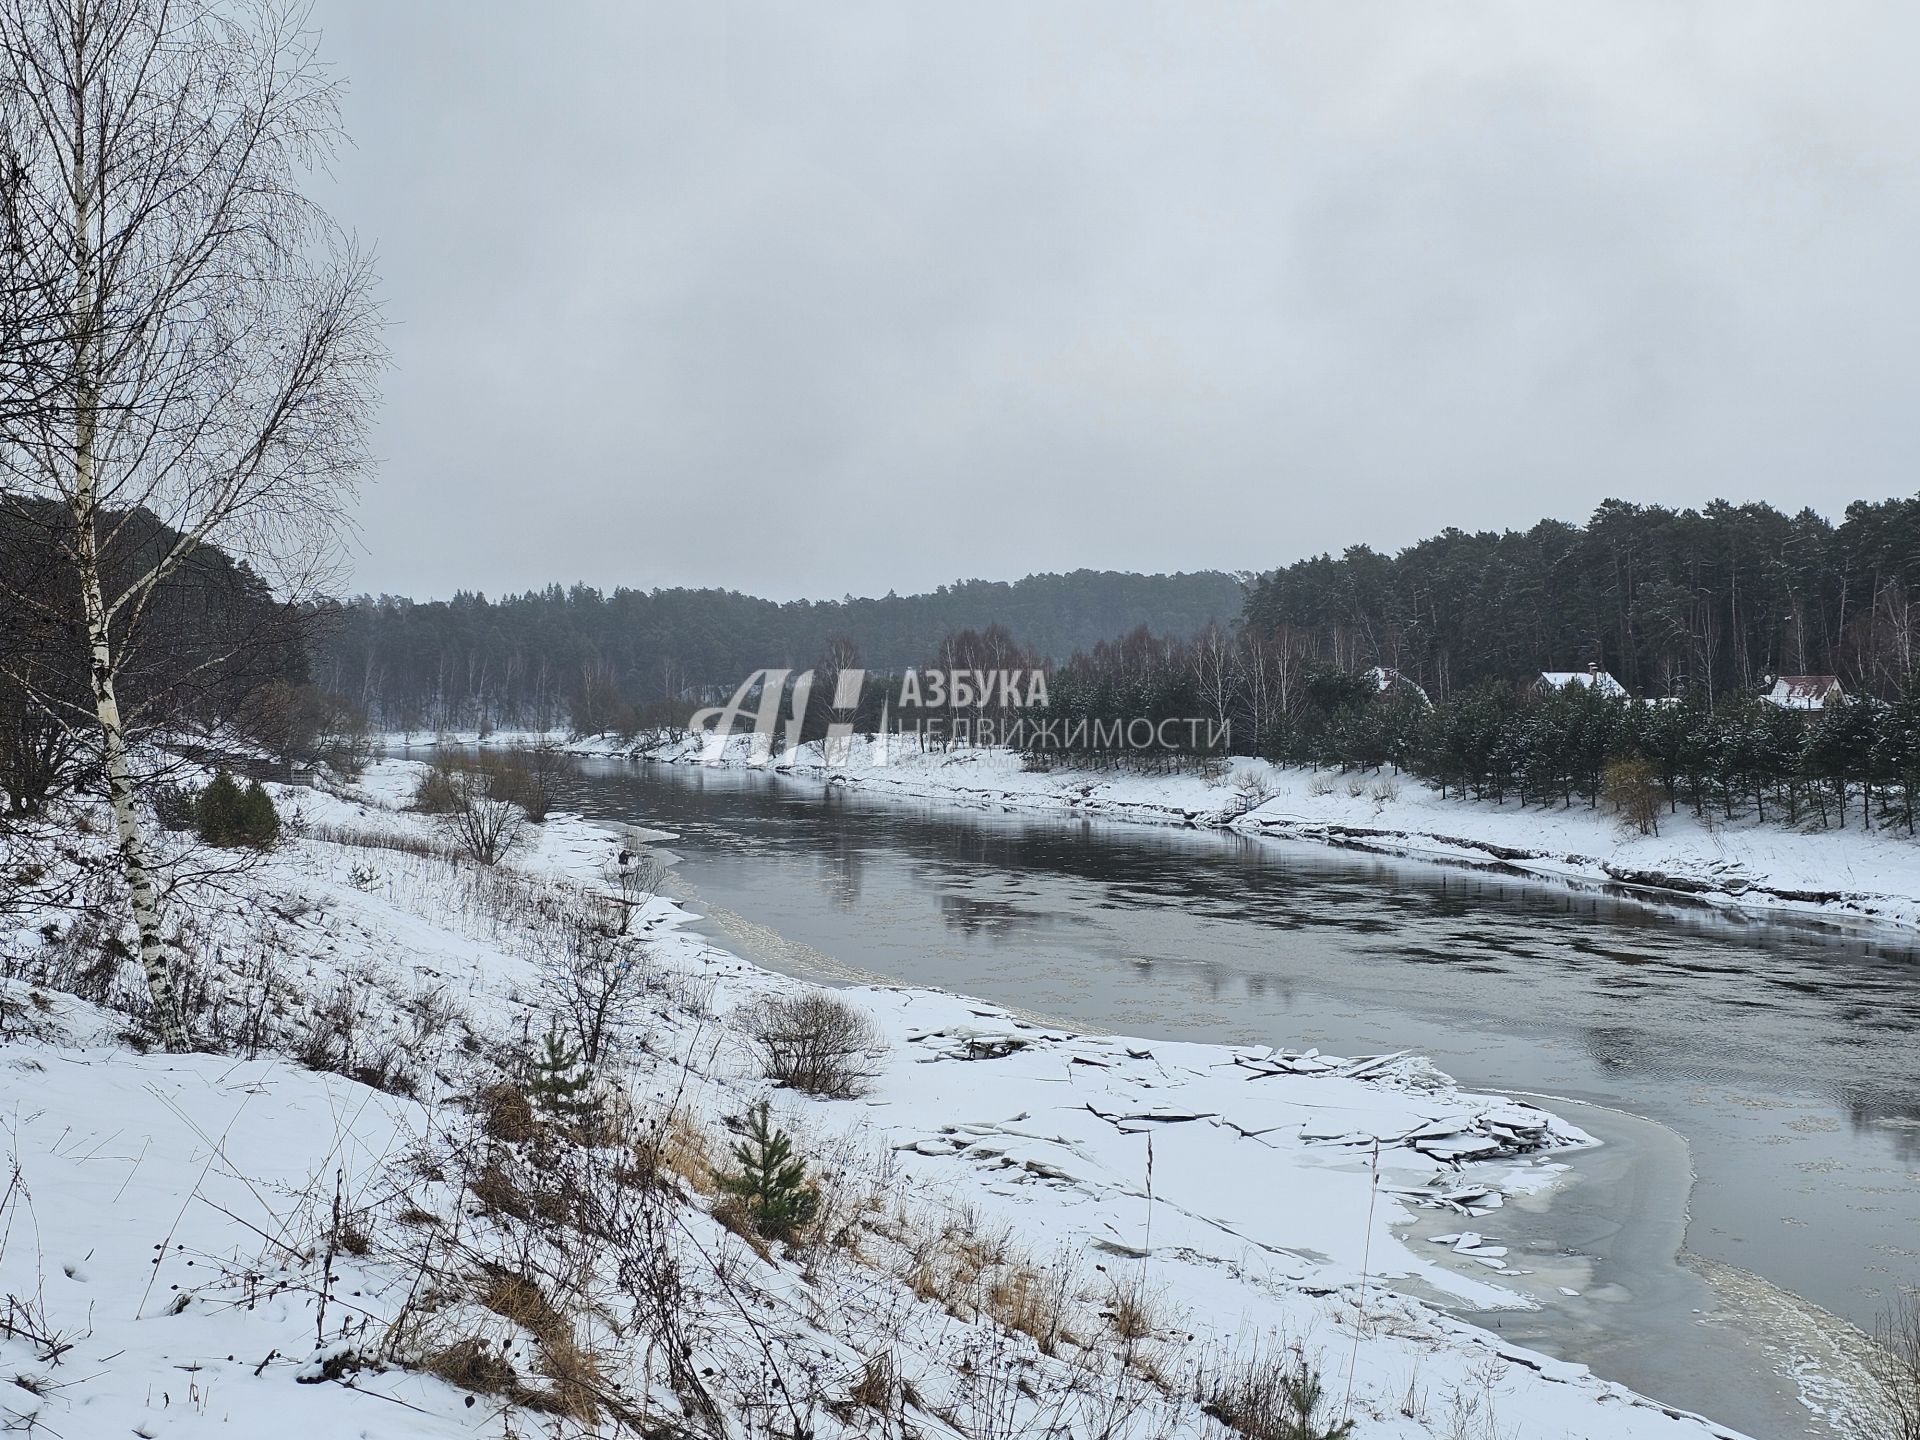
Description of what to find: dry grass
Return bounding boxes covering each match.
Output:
[423,1337,518,1397]
[1203,1340,1354,1440]
[475,1081,537,1143]
[985,1260,1077,1356]
[469,1159,531,1221]
[710,1196,774,1261]
[527,1327,607,1424]
[906,1251,941,1304]
[873,1202,1093,1361]
[1104,1267,1164,1343]
[656,1109,716,1193]
[944,1208,1014,1277]
[849,1350,898,1411]
[309,821,464,864]
[480,1274,568,1344]
[478,1269,604,1423]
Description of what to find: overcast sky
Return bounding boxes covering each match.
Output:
[315,1,1920,603]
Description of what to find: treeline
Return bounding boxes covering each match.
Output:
[308,569,1247,729]
[995,623,1920,834]
[1296,682,1920,834]
[0,501,309,814]
[1244,495,1920,702]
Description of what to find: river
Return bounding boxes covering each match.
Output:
[536,754,1919,1438]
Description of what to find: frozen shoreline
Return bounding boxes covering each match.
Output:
[646,809,1886,1440]
[0,754,1802,1436]
[427,728,1920,935]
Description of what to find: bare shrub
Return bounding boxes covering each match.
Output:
[1602,757,1665,837]
[487,744,569,824]
[604,836,666,934]
[747,991,885,1098]
[281,974,418,1096]
[540,919,653,1065]
[1307,773,1336,798]
[293,980,361,1071]
[401,983,463,1051]
[434,769,528,865]
[1366,777,1400,805]
[382,1092,708,1433]
[1230,766,1276,812]
[410,763,461,814]
[1872,1289,1920,1440]
[24,908,129,1006]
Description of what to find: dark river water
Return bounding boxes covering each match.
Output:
[537,755,1920,1437]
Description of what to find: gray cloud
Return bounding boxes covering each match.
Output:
[315,0,1920,601]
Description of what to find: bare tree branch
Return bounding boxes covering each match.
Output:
[0,0,383,1045]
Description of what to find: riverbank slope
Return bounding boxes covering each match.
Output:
[0,756,1789,1438]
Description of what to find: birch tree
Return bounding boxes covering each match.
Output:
[0,0,381,1046]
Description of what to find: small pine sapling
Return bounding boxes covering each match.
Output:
[714,1100,819,1241]
[526,1023,596,1126]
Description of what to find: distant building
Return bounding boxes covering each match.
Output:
[1536,663,1628,700]
[1364,666,1433,710]
[1760,675,1846,711]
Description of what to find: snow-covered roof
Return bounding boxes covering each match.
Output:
[1538,669,1628,699]
[1762,675,1846,710]
[1365,665,1433,709]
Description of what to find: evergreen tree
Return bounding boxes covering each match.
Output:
[714,1100,820,1241]
[193,772,280,849]
[193,771,243,844]
[1881,681,1920,834]
[526,1023,596,1125]
[239,780,281,848]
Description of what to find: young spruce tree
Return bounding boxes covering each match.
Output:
[715,1100,819,1241]
[527,1023,596,1126]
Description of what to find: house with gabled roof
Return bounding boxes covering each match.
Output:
[1760,675,1846,711]
[1535,663,1628,700]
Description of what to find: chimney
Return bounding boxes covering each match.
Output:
[1587,662,1599,679]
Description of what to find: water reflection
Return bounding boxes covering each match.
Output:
[546,756,1920,1331]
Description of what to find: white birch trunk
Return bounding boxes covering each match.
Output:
[66,36,187,1050]
[75,496,186,1048]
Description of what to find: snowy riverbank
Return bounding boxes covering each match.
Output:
[0,756,1814,1436]
[486,728,1920,934]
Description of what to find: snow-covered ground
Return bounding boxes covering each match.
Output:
[2,757,1877,1437]
[478,727,1920,934]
